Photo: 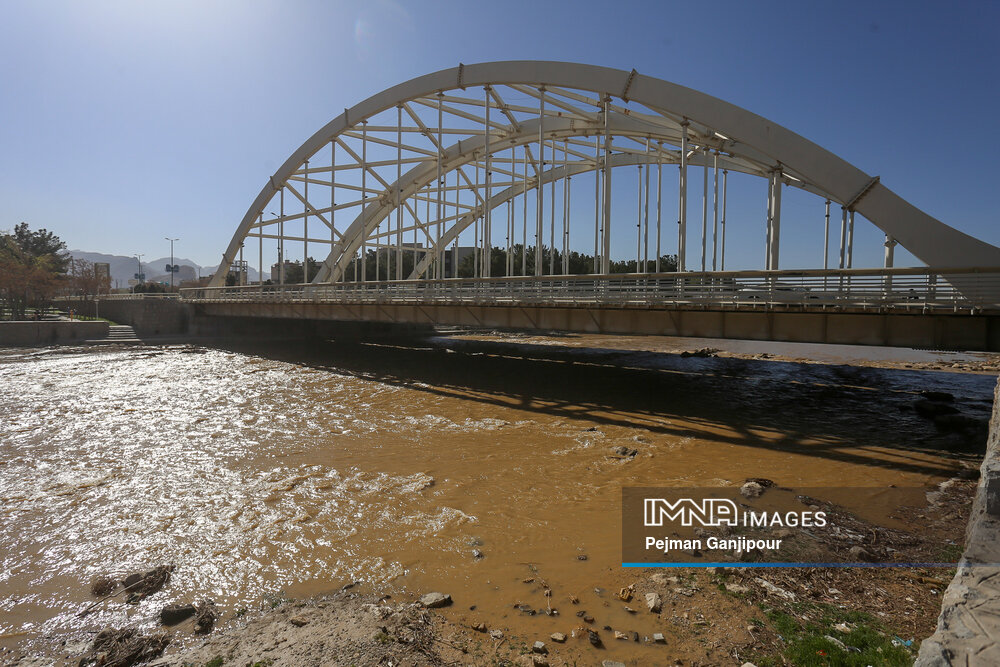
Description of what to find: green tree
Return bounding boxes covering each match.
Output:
[0,225,66,320]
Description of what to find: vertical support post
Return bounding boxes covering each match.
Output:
[258,213,263,286]
[549,139,556,275]
[765,172,774,270]
[770,170,782,271]
[360,120,368,283]
[720,169,728,271]
[483,86,492,279]
[594,135,600,273]
[436,93,444,280]
[677,121,688,272]
[636,164,642,271]
[279,188,285,285]
[563,139,570,275]
[522,151,528,275]
[453,169,459,278]
[655,142,662,273]
[823,200,831,270]
[535,88,545,277]
[396,105,403,280]
[643,138,650,271]
[847,210,855,268]
[883,233,896,298]
[601,96,612,274]
[711,152,719,271]
[331,141,336,280]
[838,206,848,272]
[474,154,480,278]
[700,147,708,272]
[303,159,309,283]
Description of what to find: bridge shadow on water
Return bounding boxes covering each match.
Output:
[213,332,995,480]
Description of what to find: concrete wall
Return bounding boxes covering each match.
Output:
[52,298,189,337]
[0,320,108,347]
[194,302,1000,351]
[917,378,1000,665]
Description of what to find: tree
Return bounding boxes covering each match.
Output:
[68,258,111,298]
[0,232,63,319]
[10,223,69,273]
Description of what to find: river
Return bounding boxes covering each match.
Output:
[0,332,996,660]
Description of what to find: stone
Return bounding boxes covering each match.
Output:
[601,662,626,667]
[472,549,484,559]
[631,631,640,642]
[489,629,504,639]
[418,592,452,608]
[576,555,588,561]
[588,630,602,647]
[159,604,196,625]
[289,614,309,627]
[550,632,566,643]
[653,632,666,643]
[532,641,547,654]
[645,592,662,613]
[612,446,638,457]
[725,583,750,594]
[532,657,549,667]
[754,578,796,600]
[583,615,594,623]
[473,622,487,632]
[824,635,847,650]
[614,630,629,640]
[741,663,759,667]
[740,481,764,498]
[848,546,876,562]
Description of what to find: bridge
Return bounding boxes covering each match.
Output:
[184,61,1000,349]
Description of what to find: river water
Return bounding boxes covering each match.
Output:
[0,333,995,657]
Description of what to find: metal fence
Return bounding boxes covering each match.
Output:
[179,268,1000,313]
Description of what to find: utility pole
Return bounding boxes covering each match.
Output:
[165,237,179,289]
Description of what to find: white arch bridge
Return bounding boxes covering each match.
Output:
[185,62,1000,349]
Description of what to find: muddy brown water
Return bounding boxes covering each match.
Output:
[0,332,995,662]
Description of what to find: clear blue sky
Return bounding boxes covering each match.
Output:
[1,0,997,271]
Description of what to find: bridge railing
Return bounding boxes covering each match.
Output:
[180,267,1000,312]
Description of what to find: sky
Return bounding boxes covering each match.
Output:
[1,0,997,273]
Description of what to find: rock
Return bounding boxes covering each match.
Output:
[532,641,547,654]
[289,614,309,627]
[725,583,750,594]
[848,546,876,562]
[740,481,764,498]
[194,601,218,634]
[653,632,666,643]
[602,662,626,667]
[576,555,588,561]
[624,606,636,613]
[550,632,566,643]
[614,630,629,640]
[532,657,549,667]
[754,578,796,600]
[650,573,680,586]
[833,622,852,633]
[645,592,662,613]
[583,615,595,623]
[824,635,847,650]
[490,629,504,639]
[159,604,196,626]
[631,631,640,642]
[741,663,759,667]
[473,622,488,633]
[612,446,638,458]
[745,477,775,488]
[418,592,452,608]
[588,630,602,647]
[472,549,484,559]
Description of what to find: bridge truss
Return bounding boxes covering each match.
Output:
[210,61,1000,296]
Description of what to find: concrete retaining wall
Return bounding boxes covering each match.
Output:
[917,377,1000,665]
[0,320,108,346]
[52,298,189,337]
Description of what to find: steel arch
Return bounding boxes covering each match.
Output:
[210,61,1000,287]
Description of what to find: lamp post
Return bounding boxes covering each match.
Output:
[134,254,144,293]
[165,237,179,289]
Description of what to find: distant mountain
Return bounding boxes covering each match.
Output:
[68,250,268,286]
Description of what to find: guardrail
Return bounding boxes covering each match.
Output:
[179,267,1000,313]
[58,293,180,301]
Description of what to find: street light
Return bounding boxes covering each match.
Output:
[133,254,144,294]
[165,237,179,289]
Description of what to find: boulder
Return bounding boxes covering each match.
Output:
[159,604,196,626]
[418,592,452,608]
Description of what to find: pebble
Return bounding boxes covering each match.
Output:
[289,614,309,627]
[550,632,566,643]
[653,632,666,643]
[588,630,602,647]
[418,592,452,608]
[532,657,549,667]
[532,641,547,654]
[489,629,504,640]
[473,623,487,633]
[614,630,629,640]
[576,554,588,561]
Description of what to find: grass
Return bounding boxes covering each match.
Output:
[204,658,223,667]
[753,604,914,666]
